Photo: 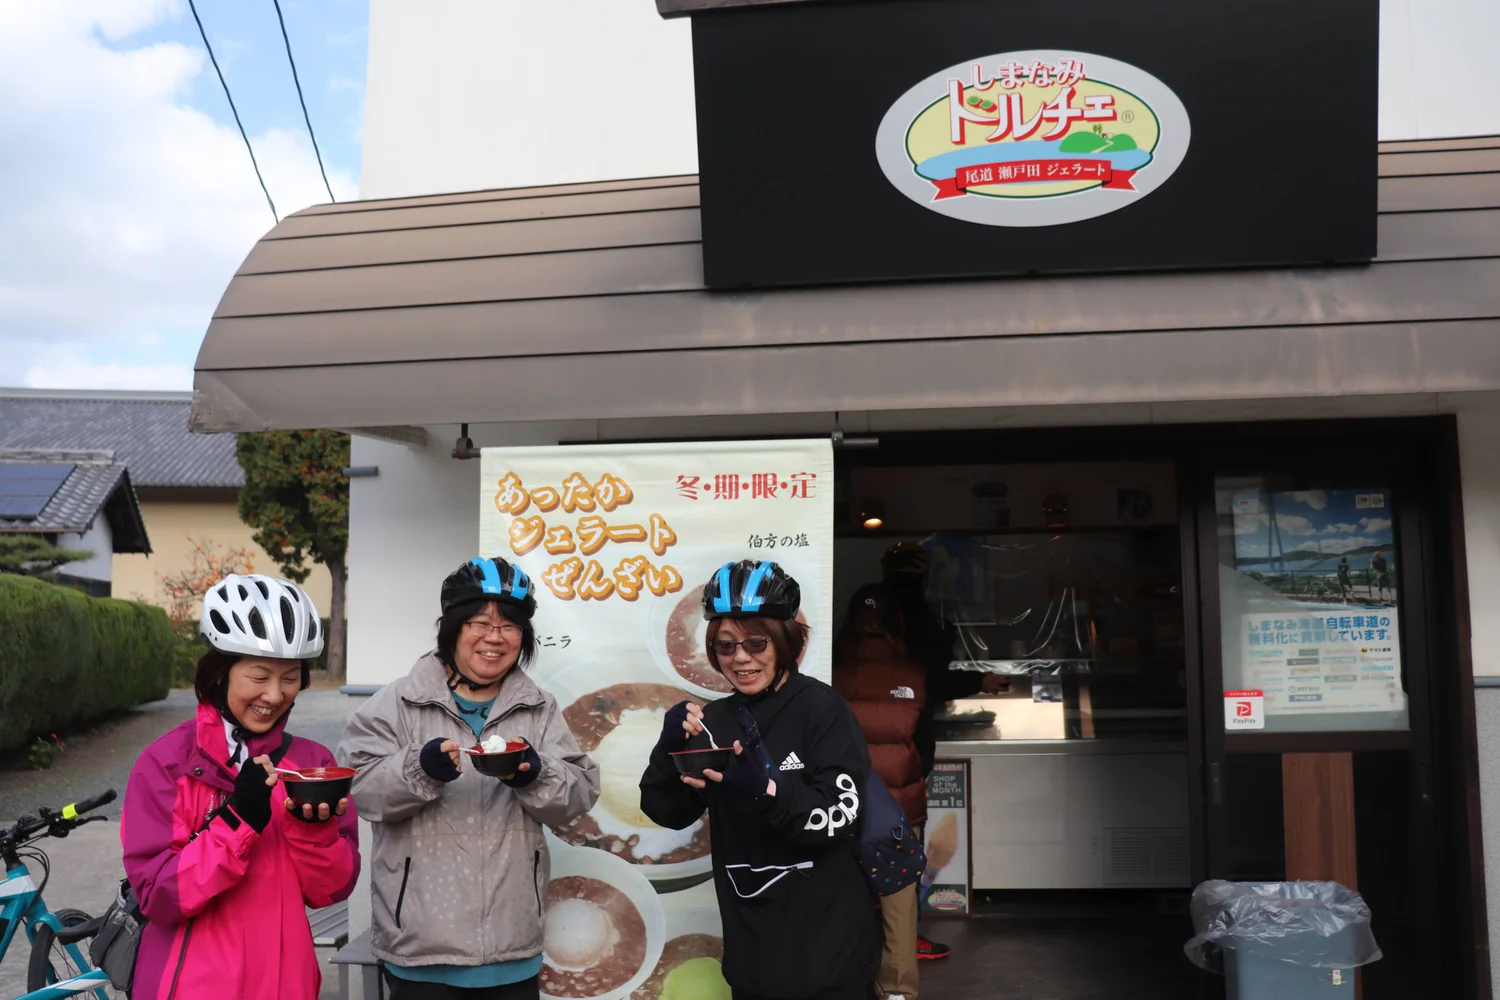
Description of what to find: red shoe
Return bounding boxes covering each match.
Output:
[917,936,951,961]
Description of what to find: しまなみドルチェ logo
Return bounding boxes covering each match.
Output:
[874,50,1190,228]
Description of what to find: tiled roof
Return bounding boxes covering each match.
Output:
[0,390,242,489]
[0,455,150,553]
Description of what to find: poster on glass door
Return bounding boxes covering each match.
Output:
[478,439,834,999]
[1229,488,1404,717]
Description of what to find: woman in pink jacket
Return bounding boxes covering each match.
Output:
[121,575,361,1000]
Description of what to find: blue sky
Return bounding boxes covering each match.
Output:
[0,1,369,391]
[126,0,367,198]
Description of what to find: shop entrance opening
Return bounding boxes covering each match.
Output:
[834,456,1207,998]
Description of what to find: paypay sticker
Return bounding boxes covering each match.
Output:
[1224,690,1265,730]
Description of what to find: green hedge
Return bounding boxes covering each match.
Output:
[0,574,173,752]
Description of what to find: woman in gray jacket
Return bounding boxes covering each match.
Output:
[339,556,600,999]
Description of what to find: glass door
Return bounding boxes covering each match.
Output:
[1192,435,1445,1000]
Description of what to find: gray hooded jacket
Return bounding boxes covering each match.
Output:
[337,653,599,968]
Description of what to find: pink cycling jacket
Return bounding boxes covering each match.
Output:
[121,703,360,1000]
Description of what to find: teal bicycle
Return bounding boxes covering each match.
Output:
[1,790,116,1000]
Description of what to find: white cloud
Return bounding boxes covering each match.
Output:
[0,1,358,389]
[1275,514,1319,536]
[1361,517,1393,534]
[24,351,193,391]
[1324,522,1359,535]
[1289,491,1328,510]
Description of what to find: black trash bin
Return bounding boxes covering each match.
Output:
[1184,880,1381,999]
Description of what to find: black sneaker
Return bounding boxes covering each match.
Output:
[917,936,951,961]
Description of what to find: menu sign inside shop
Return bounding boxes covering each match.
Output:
[689,0,1377,288]
[921,761,971,918]
[479,439,834,1000]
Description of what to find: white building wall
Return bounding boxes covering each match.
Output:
[1457,400,1500,990]
[360,0,1500,202]
[360,0,697,199]
[1379,0,1500,141]
[56,518,112,583]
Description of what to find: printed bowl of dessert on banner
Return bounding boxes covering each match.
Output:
[646,546,817,702]
[541,835,666,1000]
[629,880,729,1000]
[540,661,713,885]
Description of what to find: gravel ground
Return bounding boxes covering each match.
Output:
[0,686,361,999]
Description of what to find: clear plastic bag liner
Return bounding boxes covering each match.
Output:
[1184,880,1383,973]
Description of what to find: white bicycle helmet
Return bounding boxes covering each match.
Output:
[201,574,325,660]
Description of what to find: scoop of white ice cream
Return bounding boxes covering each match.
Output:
[481,734,517,752]
[544,898,618,972]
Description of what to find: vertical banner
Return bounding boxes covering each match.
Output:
[920,760,972,918]
[478,439,834,1000]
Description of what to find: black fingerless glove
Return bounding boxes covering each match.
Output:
[502,740,542,788]
[719,740,774,800]
[420,738,461,782]
[657,701,691,752]
[228,762,274,833]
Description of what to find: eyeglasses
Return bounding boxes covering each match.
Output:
[465,621,522,639]
[712,636,772,657]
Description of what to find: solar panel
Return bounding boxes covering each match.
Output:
[0,464,75,520]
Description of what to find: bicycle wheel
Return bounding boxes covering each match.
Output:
[26,907,94,992]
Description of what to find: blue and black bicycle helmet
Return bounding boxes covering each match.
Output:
[441,556,537,620]
[701,559,801,621]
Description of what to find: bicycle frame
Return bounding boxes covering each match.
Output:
[0,861,109,1000]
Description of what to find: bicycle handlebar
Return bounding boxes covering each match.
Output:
[3,789,117,844]
[61,789,117,821]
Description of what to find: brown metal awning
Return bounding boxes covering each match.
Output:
[190,137,1500,433]
[654,0,834,16]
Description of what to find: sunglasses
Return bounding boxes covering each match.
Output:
[712,636,772,657]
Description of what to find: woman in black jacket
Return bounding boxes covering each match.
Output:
[640,560,878,1000]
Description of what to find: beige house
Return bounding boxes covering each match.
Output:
[0,388,332,614]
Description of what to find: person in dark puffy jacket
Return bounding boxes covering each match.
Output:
[834,583,927,1000]
[880,543,966,963]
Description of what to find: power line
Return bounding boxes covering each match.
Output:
[270,0,336,203]
[186,0,279,224]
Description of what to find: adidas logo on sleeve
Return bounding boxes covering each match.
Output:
[779,752,805,771]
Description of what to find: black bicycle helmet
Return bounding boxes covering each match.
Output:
[701,559,800,621]
[441,556,537,620]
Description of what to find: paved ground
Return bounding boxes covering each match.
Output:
[0,686,359,1000]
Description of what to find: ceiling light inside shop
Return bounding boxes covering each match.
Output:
[861,498,885,530]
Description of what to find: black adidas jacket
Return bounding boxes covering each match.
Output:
[639,671,878,997]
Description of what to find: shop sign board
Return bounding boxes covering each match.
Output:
[921,760,972,917]
[690,0,1377,289]
[1224,487,1406,727]
[478,439,834,998]
[874,50,1190,228]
